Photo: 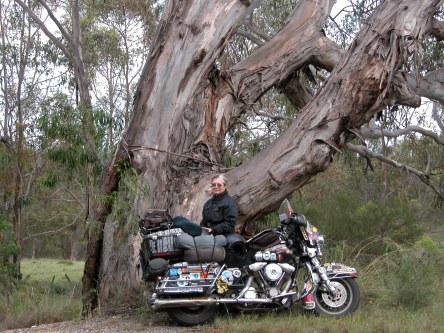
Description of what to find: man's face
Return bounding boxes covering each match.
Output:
[211,177,225,195]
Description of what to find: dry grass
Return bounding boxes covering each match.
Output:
[0,259,83,331]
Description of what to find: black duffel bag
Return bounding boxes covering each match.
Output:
[139,209,172,235]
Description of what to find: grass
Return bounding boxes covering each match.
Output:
[21,258,84,282]
[0,258,84,331]
[2,234,444,333]
[207,303,444,333]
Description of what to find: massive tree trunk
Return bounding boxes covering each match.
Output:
[82,0,443,310]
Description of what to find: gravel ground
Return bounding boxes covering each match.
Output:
[1,314,206,333]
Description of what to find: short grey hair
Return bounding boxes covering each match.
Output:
[212,174,228,185]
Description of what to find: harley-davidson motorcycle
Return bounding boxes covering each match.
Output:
[139,200,360,326]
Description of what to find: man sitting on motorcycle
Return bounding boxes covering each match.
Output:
[200,174,238,236]
[173,174,238,237]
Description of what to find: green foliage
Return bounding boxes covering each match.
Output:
[252,213,281,234]
[415,234,441,256]
[355,198,422,245]
[358,237,443,311]
[82,25,126,68]
[0,149,12,168]
[107,167,150,236]
[38,92,110,182]
[0,214,20,292]
[0,148,17,198]
[40,169,59,188]
[302,192,362,242]
[391,249,439,309]
[300,189,423,249]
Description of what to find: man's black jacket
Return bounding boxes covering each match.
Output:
[200,190,238,235]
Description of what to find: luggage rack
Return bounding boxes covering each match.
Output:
[156,263,225,295]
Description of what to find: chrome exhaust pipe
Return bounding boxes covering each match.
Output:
[150,296,274,310]
[150,297,217,310]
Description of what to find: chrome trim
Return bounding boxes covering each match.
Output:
[150,296,275,310]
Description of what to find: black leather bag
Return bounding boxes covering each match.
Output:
[139,209,172,235]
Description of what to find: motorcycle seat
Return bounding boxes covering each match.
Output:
[225,233,247,254]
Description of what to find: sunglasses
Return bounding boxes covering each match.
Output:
[211,183,224,188]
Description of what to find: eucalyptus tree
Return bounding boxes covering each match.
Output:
[78,0,444,312]
[328,1,444,200]
[81,3,154,158]
[13,0,100,244]
[1,0,99,262]
[0,0,65,276]
[11,0,156,267]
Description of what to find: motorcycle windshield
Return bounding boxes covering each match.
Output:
[278,199,293,222]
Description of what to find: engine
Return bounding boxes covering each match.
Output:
[263,263,283,282]
[246,262,296,299]
[250,262,295,281]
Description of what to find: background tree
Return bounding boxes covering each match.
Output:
[5,0,156,278]
[0,0,65,277]
[13,0,100,270]
[81,2,153,157]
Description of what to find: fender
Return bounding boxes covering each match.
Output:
[324,262,358,279]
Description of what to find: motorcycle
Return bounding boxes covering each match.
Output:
[139,199,360,326]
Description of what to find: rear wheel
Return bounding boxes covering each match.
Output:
[167,305,218,326]
[314,278,360,317]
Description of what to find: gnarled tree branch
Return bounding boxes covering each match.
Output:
[356,119,444,145]
[346,143,444,199]
[430,18,444,40]
[13,0,77,66]
[402,68,444,104]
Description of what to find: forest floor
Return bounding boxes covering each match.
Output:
[1,313,188,333]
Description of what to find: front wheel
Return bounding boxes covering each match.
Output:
[314,278,360,317]
[167,305,218,326]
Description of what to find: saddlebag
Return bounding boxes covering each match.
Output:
[139,209,184,261]
[144,258,169,282]
[142,227,183,259]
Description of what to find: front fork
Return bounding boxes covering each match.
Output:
[304,248,336,293]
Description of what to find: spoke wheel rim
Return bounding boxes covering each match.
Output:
[320,281,348,308]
